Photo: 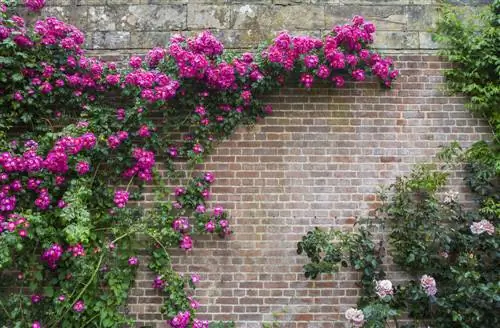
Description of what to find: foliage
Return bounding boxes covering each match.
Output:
[433,0,500,135]
[0,0,398,327]
[298,165,499,328]
[299,3,500,326]
[434,0,500,228]
[296,226,385,304]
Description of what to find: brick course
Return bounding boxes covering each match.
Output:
[21,1,492,327]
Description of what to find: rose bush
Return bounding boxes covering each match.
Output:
[0,0,398,327]
[298,165,499,328]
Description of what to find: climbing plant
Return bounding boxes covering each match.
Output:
[0,0,398,327]
[433,0,499,220]
[298,2,499,327]
[298,165,499,328]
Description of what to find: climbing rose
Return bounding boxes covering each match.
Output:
[205,221,215,233]
[204,172,215,183]
[213,205,224,216]
[470,219,495,235]
[75,161,90,175]
[193,319,209,328]
[31,294,42,303]
[195,204,206,213]
[180,235,193,250]
[152,275,165,289]
[128,256,138,266]
[345,308,364,327]
[191,273,201,284]
[375,279,393,298]
[420,275,437,296]
[25,0,45,12]
[73,300,85,312]
[113,190,129,208]
[170,311,190,328]
[32,322,41,328]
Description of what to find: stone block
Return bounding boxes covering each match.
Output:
[124,5,186,31]
[419,32,439,49]
[406,5,438,31]
[106,0,147,4]
[232,4,325,31]
[34,6,88,28]
[45,0,72,5]
[325,5,407,31]
[188,4,232,29]
[87,6,119,31]
[130,31,172,49]
[339,0,410,3]
[87,5,186,32]
[373,31,419,49]
[75,0,105,5]
[92,31,130,49]
[446,0,492,5]
[310,0,340,4]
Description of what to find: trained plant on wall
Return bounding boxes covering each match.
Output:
[0,0,398,327]
[298,2,499,327]
[298,164,499,328]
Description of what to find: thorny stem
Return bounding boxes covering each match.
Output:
[0,300,11,320]
[49,228,139,327]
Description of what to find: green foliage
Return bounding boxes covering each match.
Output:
[297,225,385,304]
[434,0,500,229]
[298,164,499,328]
[433,0,500,133]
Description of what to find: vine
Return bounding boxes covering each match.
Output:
[0,0,398,327]
[298,2,499,327]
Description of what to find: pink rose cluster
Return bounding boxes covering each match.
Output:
[34,16,84,51]
[3,15,132,103]
[113,190,129,208]
[171,172,231,250]
[107,130,129,149]
[420,274,437,296]
[25,0,46,12]
[168,31,263,91]
[0,133,96,212]
[41,242,84,269]
[169,311,208,328]
[0,214,29,236]
[122,147,155,181]
[41,243,63,269]
[470,219,495,236]
[263,15,398,89]
[124,66,180,102]
[169,311,191,328]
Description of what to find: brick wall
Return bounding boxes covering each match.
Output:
[26,1,491,327]
[128,55,490,327]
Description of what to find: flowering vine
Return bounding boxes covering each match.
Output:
[0,0,398,327]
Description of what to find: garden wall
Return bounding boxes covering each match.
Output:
[32,1,491,327]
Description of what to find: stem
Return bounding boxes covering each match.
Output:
[48,228,139,327]
[90,162,101,186]
[0,300,11,320]
[393,317,400,328]
[81,313,100,327]
[146,231,171,264]
[125,175,136,193]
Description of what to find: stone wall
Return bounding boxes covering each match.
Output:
[27,1,491,327]
[33,0,451,51]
